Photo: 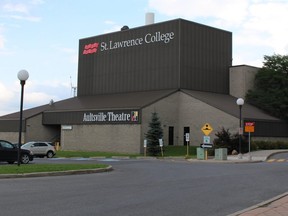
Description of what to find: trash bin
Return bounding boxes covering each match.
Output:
[197,147,205,160]
[215,148,227,160]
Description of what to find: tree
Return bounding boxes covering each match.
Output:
[145,112,163,156]
[246,54,288,121]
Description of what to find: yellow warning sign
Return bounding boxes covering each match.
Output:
[201,123,213,136]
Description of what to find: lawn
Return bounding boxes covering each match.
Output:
[55,146,198,158]
[0,164,108,174]
[0,146,198,175]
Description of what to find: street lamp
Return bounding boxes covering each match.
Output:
[236,98,244,159]
[17,70,29,166]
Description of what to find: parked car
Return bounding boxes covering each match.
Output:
[0,140,34,164]
[21,141,56,158]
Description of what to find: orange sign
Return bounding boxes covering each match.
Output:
[245,122,255,133]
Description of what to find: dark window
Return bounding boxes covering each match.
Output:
[168,127,174,145]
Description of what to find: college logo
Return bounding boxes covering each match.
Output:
[83,42,99,55]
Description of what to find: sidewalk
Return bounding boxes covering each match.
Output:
[227,150,288,216]
[227,149,288,162]
[229,192,288,216]
[185,149,288,163]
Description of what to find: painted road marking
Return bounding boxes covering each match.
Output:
[267,159,287,162]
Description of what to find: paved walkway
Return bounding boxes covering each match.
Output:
[227,150,288,216]
[229,192,288,216]
[227,149,288,162]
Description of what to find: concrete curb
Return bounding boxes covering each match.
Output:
[0,165,113,179]
[227,191,288,216]
[266,150,288,160]
[187,159,263,164]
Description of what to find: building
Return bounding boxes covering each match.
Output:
[0,18,287,153]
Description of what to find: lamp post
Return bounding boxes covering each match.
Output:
[17,70,29,166]
[236,98,244,159]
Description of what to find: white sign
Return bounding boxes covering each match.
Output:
[159,139,163,147]
[144,140,147,148]
[203,136,210,144]
[239,127,243,135]
[201,143,213,148]
[185,133,190,142]
[62,125,72,130]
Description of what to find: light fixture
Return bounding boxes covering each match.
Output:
[236,98,244,159]
[17,69,29,166]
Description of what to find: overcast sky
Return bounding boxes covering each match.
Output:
[0,0,287,116]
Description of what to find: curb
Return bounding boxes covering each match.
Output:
[187,159,263,164]
[0,165,113,179]
[266,150,288,160]
[227,191,288,216]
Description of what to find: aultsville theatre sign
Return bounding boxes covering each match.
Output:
[43,110,140,125]
[83,30,175,55]
[83,110,139,123]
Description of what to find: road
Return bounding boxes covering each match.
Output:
[0,158,288,216]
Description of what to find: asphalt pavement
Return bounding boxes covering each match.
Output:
[226,150,288,216]
[179,149,288,216]
[1,149,288,216]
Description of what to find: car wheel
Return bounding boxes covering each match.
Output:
[21,154,30,164]
[47,151,54,158]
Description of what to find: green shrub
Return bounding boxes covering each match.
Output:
[213,127,248,154]
[252,140,288,150]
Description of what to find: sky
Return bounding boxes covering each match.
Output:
[0,0,288,116]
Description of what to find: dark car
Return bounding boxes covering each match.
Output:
[0,140,34,164]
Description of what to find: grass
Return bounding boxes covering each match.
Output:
[0,164,108,174]
[55,150,140,158]
[0,146,198,175]
[55,146,198,158]
[163,146,198,157]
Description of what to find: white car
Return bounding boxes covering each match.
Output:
[21,141,56,158]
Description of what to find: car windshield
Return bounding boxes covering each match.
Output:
[0,142,14,149]
[22,143,32,148]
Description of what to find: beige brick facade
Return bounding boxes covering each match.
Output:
[57,91,241,153]
[142,91,239,148]
[61,124,141,153]
[0,132,20,143]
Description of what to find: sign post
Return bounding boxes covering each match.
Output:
[245,122,255,159]
[144,139,147,157]
[159,139,164,157]
[201,123,213,160]
[185,133,190,157]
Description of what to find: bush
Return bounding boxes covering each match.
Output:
[213,127,248,154]
[213,127,288,153]
[252,141,288,150]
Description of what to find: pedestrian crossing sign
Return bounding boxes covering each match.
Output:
[201,123,213,136]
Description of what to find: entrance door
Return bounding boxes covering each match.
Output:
[183,127,190,145]
[168,126,174,145]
